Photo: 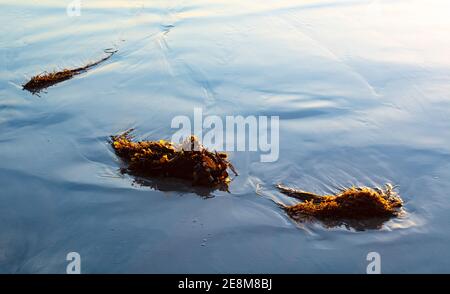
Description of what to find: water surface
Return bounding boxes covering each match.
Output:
[1,0,450,273]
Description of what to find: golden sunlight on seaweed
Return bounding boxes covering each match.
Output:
[276,183,404,230]
[23,49,116,94]
[111,129,237,190]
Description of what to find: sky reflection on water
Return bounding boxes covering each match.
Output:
[1,0,450,273]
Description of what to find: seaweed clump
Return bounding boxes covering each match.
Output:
[276,183,404,230]
[23,49,116,94]
[111,130,237,190]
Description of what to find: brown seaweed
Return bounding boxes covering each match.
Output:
[111,129,237,191]
[23,49,117,94]
[276,183,404,230]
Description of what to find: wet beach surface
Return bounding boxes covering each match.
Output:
[1,0,450,273]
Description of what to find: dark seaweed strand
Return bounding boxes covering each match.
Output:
[23,49,117,94]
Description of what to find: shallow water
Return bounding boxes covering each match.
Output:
[1,0,450,273]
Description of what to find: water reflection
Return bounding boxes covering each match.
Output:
[127,173,227,198]
[292,215,401,232]
[1,0,450,273]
